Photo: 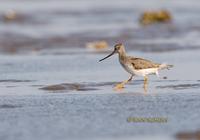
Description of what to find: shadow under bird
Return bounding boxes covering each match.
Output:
[99,43,173,90]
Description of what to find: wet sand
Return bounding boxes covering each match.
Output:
[0,49,200,140]
[1,0,200,54]
[1,0,200,140]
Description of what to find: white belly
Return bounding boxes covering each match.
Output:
[121,63,158,77]
[133,68,158,76]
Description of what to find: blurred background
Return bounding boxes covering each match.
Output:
[0,1,200,140]
[1,0,200,54]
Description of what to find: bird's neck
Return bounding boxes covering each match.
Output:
[118,51,126,62]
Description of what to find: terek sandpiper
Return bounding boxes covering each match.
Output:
[99,43,173,90]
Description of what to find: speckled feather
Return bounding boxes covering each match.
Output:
[127,57,160,70]
[99,43,173,77]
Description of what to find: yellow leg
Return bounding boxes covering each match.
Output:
[114,75,133,90]
[143,76,148,92]
[144,76,148,84]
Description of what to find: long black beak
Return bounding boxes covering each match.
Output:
[99,49,116,62]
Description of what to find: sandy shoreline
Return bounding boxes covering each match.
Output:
[0,49,200,140]
[0,0,200,140]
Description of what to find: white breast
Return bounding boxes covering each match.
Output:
[120,62,135,75]
[135,68,158,76]
[120,62,158,77]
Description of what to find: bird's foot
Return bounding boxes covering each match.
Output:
[113,78,131,91]
[114,82,126,90]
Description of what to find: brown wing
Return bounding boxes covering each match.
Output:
[129,57,160,70]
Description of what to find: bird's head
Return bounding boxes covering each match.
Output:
[113,43,125,54]
[99,43,125,62]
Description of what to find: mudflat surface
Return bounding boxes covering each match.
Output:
[0,0,200,140]
[0,50,200,140]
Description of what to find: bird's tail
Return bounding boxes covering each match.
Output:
[159,63,173,70]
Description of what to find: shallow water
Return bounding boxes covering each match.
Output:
[0,0,200,140]
[1,0,200,53]
[0,49,200,140]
